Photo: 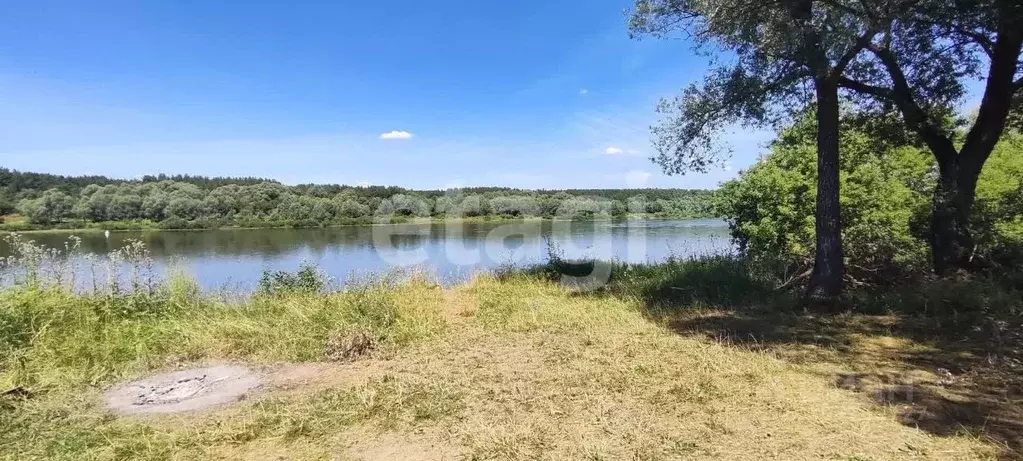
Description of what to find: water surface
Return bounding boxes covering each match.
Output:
[1,219,732,290]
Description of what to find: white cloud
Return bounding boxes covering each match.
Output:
[379,130,414,140]
[579,88,589,95]
[604,146,642,156]
[356,181,371,187]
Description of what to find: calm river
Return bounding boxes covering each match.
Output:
[1,219,732,290]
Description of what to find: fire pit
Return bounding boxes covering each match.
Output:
[103,365,261,415]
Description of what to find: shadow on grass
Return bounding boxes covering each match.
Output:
[539,256,1023,459]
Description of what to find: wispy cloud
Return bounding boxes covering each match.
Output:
[604,146,640,156]
[579,88,589,95]
[379,130,414,140]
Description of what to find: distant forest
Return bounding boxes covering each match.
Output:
[0,168,717,230]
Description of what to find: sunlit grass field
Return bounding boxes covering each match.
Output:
[1,237,1020,460]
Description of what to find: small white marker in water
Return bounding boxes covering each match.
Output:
[105,230,111,239]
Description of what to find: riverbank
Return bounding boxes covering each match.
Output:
[0,214,718,234]
[2,259,1020,459]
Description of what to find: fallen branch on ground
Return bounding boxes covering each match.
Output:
[775,268,813,291]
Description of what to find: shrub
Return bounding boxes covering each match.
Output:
[716,114,933,281]
[717,114,1023,281]
[490,195,539,217]
[17,189,75,224]
[258,264,326,295]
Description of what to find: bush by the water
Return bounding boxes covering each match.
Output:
[258,264,327,295]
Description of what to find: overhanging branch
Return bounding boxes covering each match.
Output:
[833,29,879,78]
[866,42,913,94]
[943,24,995,58]
[852,43,960,162]
[837,77,894,99]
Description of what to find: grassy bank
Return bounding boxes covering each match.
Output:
[2,252,1021,459]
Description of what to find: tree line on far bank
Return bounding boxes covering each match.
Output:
[0,169,716,230]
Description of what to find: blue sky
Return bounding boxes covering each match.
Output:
[0,1,773,190]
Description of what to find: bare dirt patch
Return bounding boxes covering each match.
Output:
[346,431,460,461]
[267,361,388,392]
[103,364,261,415]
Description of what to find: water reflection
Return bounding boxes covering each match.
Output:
[1,219,732,290]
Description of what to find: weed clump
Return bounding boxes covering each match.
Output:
[324,329,376,362]
[257,263,325,295]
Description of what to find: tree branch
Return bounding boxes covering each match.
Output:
[866,42,912,92]
[832,29,879,78]
[837,77,893,99]
[775,268,813,291]
[958,25,1023,175]
[940,23,996,58]
[817,0,865,18]
[857,42,960,163]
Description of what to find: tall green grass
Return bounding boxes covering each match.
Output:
[3,233,1020,394]
[500,245,1023,319]
[0,235,447,393]
[0,236,451,460]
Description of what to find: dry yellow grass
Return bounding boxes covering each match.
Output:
[2,274,1014,460]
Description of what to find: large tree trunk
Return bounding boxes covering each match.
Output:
[930,164,971,275]
[930,16,1022,275]
[931,153,987,275]
[838,3,1022,276]
[808,78,844,301]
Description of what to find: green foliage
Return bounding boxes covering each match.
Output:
[628,0,879,175]
[258,264,326,295]
[489,195,539,217]
[0,169,718,230]
[0,279,445,393]
[717,115,934,276]
[556,197,612,219]
[16,189,75,224]
[971,134,1023,262]
[157,216,190,230]
[0,192,14,216]
[455,195,490,217]
[336,198,370,219]
[388,193,431,217]
[717,114,1023,278]
[0,237,447,394]
[849,275,1023,318]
